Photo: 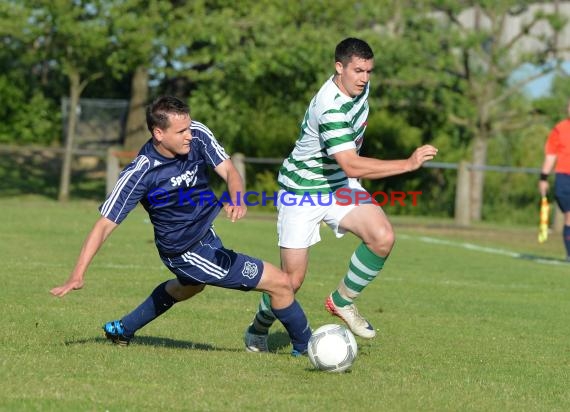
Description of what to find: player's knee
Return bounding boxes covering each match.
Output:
[167,280,204,301]
[383,225,396,249]
[288,271,305,292]
[290,278,303,292]
[369,222,395,254]
[267,270,295,298]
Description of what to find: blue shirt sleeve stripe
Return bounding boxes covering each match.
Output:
[100,155,150,222]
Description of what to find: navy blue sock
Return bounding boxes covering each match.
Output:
[121,281,177,337]
[562,225,570,257]
[271,300,311,353]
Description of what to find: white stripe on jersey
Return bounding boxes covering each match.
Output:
[326,141,357,155]
[191,121,229,164]
[181,251,229,279]
[100,155,150,220]
[281,162,346,181]
[278,76,369,193]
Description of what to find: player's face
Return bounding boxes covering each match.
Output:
[153,113,192,158]
[335,56,374,98]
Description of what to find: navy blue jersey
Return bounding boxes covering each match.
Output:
[99,121,229,255]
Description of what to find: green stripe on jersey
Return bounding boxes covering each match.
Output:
[319,121,351,133]
[278,168,348,194]
[277,76,369,193]
[325,135,356,147]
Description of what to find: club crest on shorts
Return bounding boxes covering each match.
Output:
[242,261,258,279]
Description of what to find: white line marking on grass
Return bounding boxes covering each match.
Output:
[24,262,152,270]
[398,234,567,266]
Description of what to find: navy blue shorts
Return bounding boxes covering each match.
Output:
[159,229,264,291]
[555,173,570,212]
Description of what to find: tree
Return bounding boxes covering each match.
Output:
[104,0,168,152]
[0,1,61,145]
[425,1,566,221]
[186,0,394,154]
[10,0,181,198]
[533,68,570,126]
[369,1,569,221]
[16,0,115,201]
[105,0,243,152]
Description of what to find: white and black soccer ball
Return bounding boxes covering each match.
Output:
[307,324,357,373]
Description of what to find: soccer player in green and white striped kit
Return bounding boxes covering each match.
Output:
[244,37,438,351]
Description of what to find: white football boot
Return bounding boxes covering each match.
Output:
[324,295,376,339]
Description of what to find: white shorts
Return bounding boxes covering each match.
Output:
[276,179,372,248]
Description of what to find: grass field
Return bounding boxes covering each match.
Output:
[1,197,569,411]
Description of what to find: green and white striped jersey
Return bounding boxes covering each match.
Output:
[278,76,369,194]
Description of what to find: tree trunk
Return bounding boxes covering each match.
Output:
[58,70,81,202]
[124,66,149,152]
[469,133,488,221]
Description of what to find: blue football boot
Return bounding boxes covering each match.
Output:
[102,320,131,346]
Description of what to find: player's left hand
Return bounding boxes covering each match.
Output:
[408,144,438,170]
[50,278,84,297]
[223,204,247,222]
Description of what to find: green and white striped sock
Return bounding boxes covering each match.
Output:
[332,242,386,307]
[248,292,276,335]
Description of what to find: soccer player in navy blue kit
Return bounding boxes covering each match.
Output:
[50,96,311,356]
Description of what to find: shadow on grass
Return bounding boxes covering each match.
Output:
[517,253,570,265]
[65,331,292,353]
[267,331,291,351]
[0,150,106,200]
[65,336,229,352]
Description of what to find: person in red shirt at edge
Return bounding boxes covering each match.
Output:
[539,99,570,262]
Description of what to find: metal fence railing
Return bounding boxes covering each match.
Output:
[0,144,561,232]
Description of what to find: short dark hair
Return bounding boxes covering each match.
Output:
[146,96,190,133]
[335,38,374,67]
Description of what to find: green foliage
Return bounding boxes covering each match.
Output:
[105,0,172,76]
[0,2,62,144]
[483,122,550,224]
[0,149,106,200]
[3,93,60,145]
[191,0,394,153]
[0,0,568,222]
[533,72,570,126]
[26,0,110,78]
[0,76,61,145]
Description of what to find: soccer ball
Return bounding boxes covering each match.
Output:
[307,324,357,373]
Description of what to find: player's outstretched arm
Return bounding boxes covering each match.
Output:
[214,158,247,222]
[334,144,438,180]
[50,216,118,297]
